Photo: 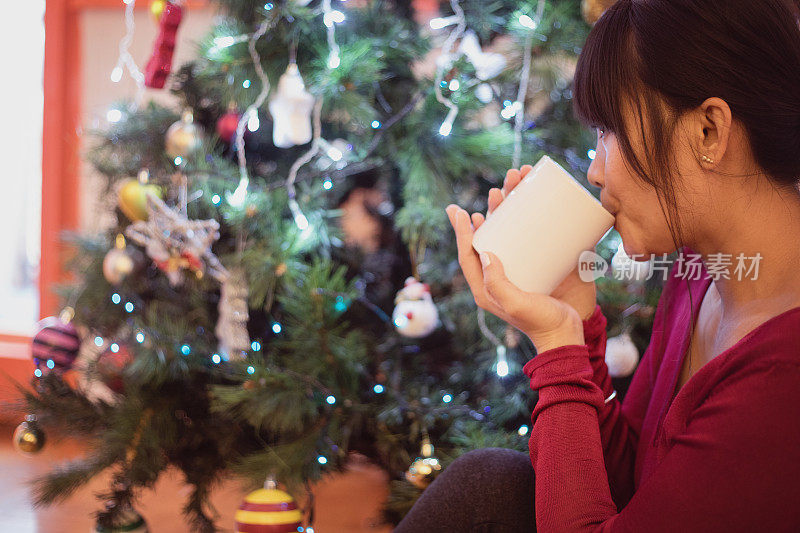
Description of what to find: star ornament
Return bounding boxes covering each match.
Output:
[125,192,228,286]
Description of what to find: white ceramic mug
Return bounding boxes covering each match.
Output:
[472,155,615,294]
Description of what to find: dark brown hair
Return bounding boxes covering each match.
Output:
[572,0,800,380]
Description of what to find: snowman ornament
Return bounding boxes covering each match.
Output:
[392,277,440,338]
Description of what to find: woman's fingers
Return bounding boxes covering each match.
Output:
[502,168,521,197]
[471,212,485,229]
[487,188,504,215]
[446,205,499,313]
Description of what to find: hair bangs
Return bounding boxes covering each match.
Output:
[572,2,640,136]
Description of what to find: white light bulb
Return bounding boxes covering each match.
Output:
[327,147,343,162]
[495,345,509,377]
[438,120,453,137]
[227,179,249,207]
[519,14,538,30]
[327,52,341,69]
[106,109,123,123]
[213,36,236,49]
[323,10,345,27]
[110,66,124,83]
[448,79,460,91]
[247,111,260,132]
[588,149,596,160]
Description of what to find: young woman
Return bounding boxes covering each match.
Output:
[395,0,800,531]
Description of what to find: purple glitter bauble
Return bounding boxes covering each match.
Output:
[32,317,80,373]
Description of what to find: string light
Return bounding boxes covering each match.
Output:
[136,332,145,343]
[373,384,384,393]
[429,15,460,29]
[94,336,104,347]
[246,110,260,132]
[251,340,262,351]
[442,394,452,403]
[247,365,255,374]
[518,424,529,436]
[46,359,55,369]
[326,395,336,404]
[124,302,135,313]
[181,344,191,355]
[211,353,221,364]
[211,194,221,205]
[228,16,274,208]
[322,178,333,190]
[109,0,145,106]
[495,345,509,377]
[272,322,282,334]
[34,369,43,378]
[111,293,121,304]
[371,120,381,129]
[433,0,466,137]
[588,149,596,160]
[317,455,327,464]
[322,0,342,69]
[106,109,123,123]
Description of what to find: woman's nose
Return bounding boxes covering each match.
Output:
[587,158,604,190]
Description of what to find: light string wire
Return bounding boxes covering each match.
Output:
[111,0,146,108]
[227,15,275,208]
[433,0,467,136]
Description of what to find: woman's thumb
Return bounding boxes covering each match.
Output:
[480,252,523,310]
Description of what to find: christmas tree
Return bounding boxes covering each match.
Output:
[18,0,665,530]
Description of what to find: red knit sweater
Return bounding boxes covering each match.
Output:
[522,252,800,532]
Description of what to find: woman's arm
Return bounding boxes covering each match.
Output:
[524,348,800,532]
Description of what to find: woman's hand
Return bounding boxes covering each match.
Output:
[445,165,597,352]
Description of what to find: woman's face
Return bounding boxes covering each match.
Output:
[587,118,691,260]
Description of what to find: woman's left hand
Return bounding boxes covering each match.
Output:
[445,204,585,353]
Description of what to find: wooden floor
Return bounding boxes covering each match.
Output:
[0,424,393,533]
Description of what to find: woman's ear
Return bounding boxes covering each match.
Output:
[696,97,733,167]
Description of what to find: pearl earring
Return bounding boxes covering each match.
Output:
[701,155,715,164]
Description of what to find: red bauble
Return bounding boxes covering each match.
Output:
[216,111,241,144]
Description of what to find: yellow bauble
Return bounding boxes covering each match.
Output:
[234,486,303,533]
[149,0,166,23]
[118,180,162,221]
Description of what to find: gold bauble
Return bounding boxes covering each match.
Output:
[103,248,135,285]
[404,456,442,489]
[118,179,163,222]
[13,416,46,455]
[149,0,166,23]
[581,0,618,24]
[165,111,205,160]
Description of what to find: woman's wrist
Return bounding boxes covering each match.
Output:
[529,319,585,353]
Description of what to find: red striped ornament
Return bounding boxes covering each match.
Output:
[32,316,81,374]
[234,487,302,533]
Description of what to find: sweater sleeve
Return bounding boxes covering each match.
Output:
[578,305,653,508]
[523,349,800,532]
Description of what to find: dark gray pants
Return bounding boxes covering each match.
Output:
[394,447,537,532]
